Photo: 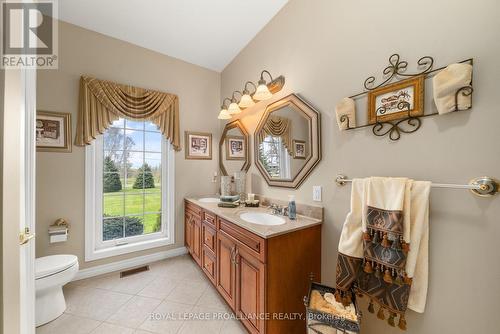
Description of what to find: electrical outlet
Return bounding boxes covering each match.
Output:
[313,186,322,202]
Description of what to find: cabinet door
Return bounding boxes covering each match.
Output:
[185,211,193,253]
[192,216,202,265]
[216,231,237,310]
[236,246,266,334]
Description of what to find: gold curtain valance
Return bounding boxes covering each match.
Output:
[76,75,180,150]
[258,116,292,155]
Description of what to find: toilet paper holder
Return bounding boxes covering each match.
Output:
[51,218,69,228]
[49,218,69,243]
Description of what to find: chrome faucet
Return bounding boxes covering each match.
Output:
[270,203,288,216]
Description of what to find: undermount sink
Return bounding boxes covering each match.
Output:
[198,197,220,203]
[239,212,286,226]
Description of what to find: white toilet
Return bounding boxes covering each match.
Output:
[35,254,79,327]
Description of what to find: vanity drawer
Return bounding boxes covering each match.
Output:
[219,218,266,263]
[203,211,217,228]
[202,222,216,252]
[202,248,216,284]
[185,200,202,217]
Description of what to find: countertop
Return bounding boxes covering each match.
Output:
[185,196,322,239]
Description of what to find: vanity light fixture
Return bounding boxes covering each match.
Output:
[218,70,285,120]
[253,70,274,101]
[238,82,257,108]
[218,109,232,120]
[218,98,232,119]
[227,93,242,115]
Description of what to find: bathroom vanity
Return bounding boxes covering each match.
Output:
[185,197,322,334]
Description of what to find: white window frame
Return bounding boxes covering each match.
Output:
[85,128,175,261]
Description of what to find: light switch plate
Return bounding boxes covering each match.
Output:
[313,186,322,202]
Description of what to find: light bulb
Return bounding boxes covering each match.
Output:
[253,80,272,101]
[238,93,255,108]
[217,108,232,119]
[228,102,242,114]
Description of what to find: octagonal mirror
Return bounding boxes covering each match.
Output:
[219,119,250,176]
[254,94,321,188]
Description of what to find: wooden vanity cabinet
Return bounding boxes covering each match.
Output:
[185,201,321,334]
[216,230,238,310]
[202,211,217,284]
[235,242,266,334]
[184,201,202,265]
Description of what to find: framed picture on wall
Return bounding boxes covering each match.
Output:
[36,111,72,153]
[292,139,307,159]
[226,136,246,160]
[367,75,424,124]
[185,131,212,160]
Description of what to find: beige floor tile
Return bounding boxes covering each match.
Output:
[90,322,135,334]
[133,330,156,334]
[165,280,207,305]
[220,319,247,334]
[154,262,199,281]
[106,295,163,329]
[196,286,229,311]
[72,273,120,290]
[110,271,157,295]
[36,314,101,334]
[138,300,193,334]
[64,285,133,321]
[72,270,156,295]
[177,306,226,334]
[137,276,180,299]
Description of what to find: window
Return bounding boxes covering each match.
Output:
[85,118,175,261]
[258,136,291,179]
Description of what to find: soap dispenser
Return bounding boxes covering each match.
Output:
[288,195,296,220]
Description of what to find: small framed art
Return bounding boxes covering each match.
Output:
[226,136,246,160]
[36,111,72,152]
[185,131,212,160]
[368,75,424,124]
[292,139,307,159]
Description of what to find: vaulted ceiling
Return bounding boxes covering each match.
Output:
[59,0,288,71]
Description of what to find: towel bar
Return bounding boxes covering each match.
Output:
[335,175,498,197]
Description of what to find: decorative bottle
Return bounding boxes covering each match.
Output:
[288,195,296,220]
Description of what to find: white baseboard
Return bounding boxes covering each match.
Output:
[73,246,188,281]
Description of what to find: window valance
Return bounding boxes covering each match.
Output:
[258,116,292,155]
[76,75,180,150]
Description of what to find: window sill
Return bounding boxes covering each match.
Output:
[85,236,174,261]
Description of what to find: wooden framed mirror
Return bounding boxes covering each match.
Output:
[254,94,321,188]
[219,119,250,176]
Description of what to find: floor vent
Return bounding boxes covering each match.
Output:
[120,265,150,278]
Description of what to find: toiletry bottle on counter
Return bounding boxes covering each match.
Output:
[288,195,296,220]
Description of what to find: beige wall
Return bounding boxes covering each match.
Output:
[221,0,500,333]
[36,21,221,269]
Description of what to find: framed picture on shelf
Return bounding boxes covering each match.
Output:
[292,139,307,159]
[226,136,246,160]
[367,75,424,124]
[36,111,72,152]
[185,131,212,160]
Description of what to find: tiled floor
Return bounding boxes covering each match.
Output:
[37,255,247,334]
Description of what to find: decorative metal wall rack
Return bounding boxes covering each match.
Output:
[341,54,474,141]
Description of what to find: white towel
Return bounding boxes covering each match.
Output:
[335,97,356,130]
[433,63,473,114]
[337,177,430,313]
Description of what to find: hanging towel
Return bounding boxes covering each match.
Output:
[335,177,430,330]
[335,97,356,130]
[433,63,473,114]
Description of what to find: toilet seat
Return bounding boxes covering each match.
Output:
[36,255,78,280]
